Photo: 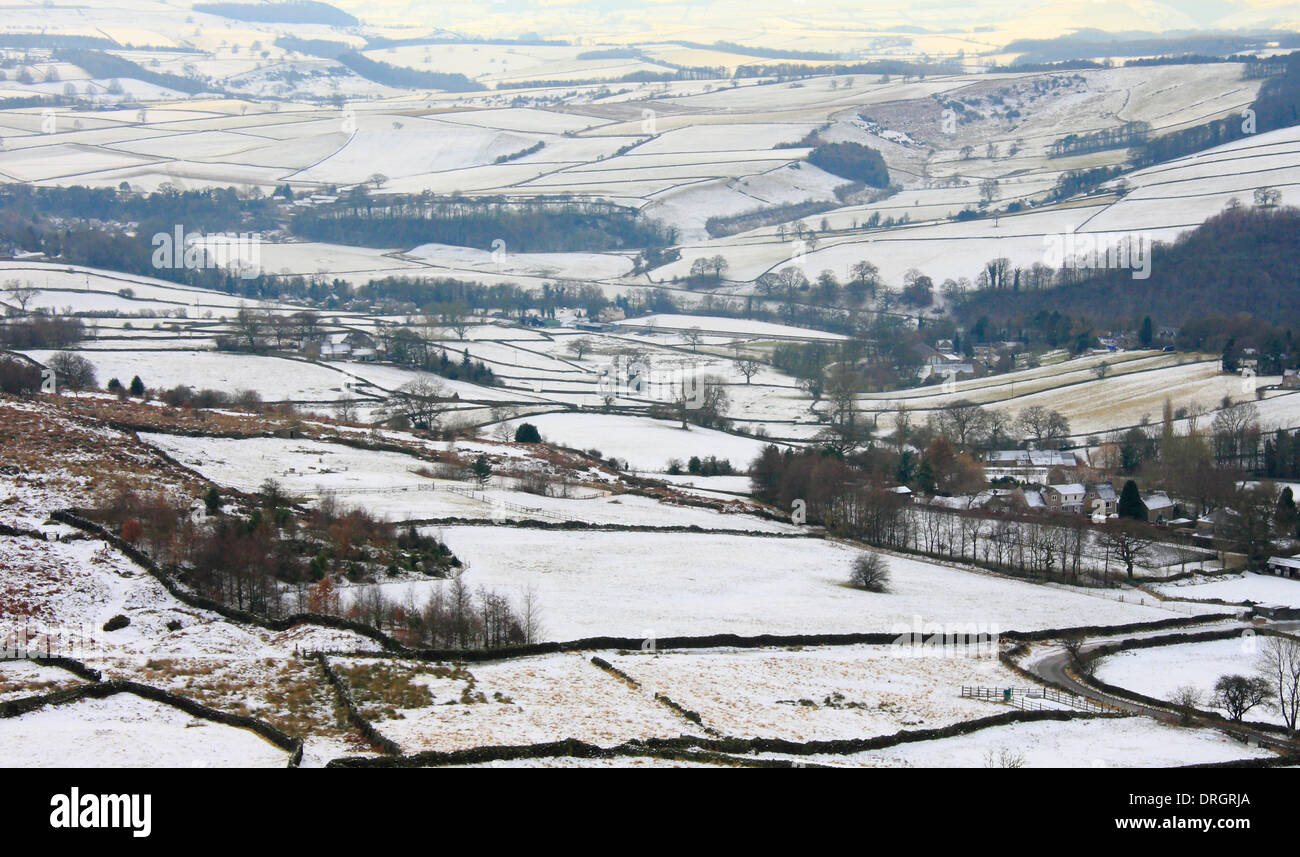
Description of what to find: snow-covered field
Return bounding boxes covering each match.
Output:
[25,350,359,402]
[1153,573,1300,608]
[416,527,1178,639]
[1094,635,1292,726]
[0,693,289,768]
[607,645,1020,741]
[767,716,1274,767]
[341,653,697,752]
[490,412,777,472]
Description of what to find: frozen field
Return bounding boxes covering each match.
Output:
[0,532,373,661]
[1153,573,1300,608]
[607,645,1021,741]
[770,716,1274,767]
[0,693,289,768]
[490,412,777,472]
[1094,635,1292,726]
[423,527,1178,639]
[25,350,360,402]
[336,654,698,753]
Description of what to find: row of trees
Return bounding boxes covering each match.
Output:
[292,195,675,254]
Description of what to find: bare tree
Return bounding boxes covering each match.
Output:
[386,378,447,429]
[47,351,97,392]
[334,394,358,423]
[849,553,890,592]
[519,584,545,645]
[566,337,594,360]
[682,327,702,352]
[1096,520,1155,580]
[1016,405,1071,448]
[1258,635,1300,731]
[1211,674,1271,722]
[4,281,40,314]
[1169,685,1202,725]
[232,303,272,351]
[735,359,762,384]
[1253,186,1281,208]
[934,400,989,450]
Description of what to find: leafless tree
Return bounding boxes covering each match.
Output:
[934,400,989,450]
[47,351,97,392]
[735,359,762,384]
[682,327,702,352]
[1258,635,1300,731]
[386,378,447,429]
[519,584,545,645]
[1096,520,1155,580]
[1016,405,1071,447]
[334,394,358,423]
[4,281,40,314]
[566,337,594,360]
[1169,685,1202,725]
[849,553,890,592]
[1211,674,1272,722]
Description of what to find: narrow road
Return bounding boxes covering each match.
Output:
[1024,631,1300,755]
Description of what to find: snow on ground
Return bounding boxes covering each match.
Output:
[336,654,697,753]
[0,692,289,767]
[23,350,356,402]
[764,716,1274,767]
[418,528,1179,639]
[1153,573,1300,608]
[619,314,845,341]
[607,645,1019,741]
[138,432,788,530]
[405,243,633,280]
[490,412,776,472]
[1094,635,1292,726]
[0,659,86,703]
[0,534,373,663]
[139,433,433,495]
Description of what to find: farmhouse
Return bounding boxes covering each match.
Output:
[984,449,1081,482]
[1043,483,1086,512]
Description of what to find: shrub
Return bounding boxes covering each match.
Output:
[849,552,890,592]
[102,614,130,632]
[514,422,542,443]
[0,357,41,394]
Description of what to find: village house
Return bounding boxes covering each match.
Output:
[983,449,1081,483]
[1142,491,1175,524]
[1085,482,1117,516]
[313,331,376,361]
[1043,483,1086,513]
